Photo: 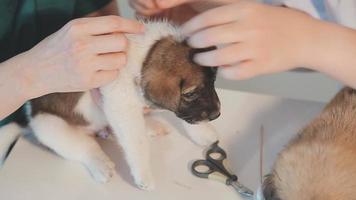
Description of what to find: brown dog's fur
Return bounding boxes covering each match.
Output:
[263,87,356,200]
[30,93,87,126]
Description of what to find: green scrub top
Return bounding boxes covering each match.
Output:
[0,0,111,126]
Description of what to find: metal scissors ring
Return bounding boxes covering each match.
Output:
[191,141,254,198]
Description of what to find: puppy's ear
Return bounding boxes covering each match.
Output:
[182,39,217,67]
[263,174,282,200]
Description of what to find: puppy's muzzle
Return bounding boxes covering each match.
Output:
[177,91,221,124]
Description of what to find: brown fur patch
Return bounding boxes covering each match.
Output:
[141,37,220,123]
[264,87,356,200]
[141,37,204,110]
[31,92,88,126]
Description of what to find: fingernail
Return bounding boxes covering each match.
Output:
[219,67,238,80]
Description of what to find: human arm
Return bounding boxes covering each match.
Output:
[0,15,144,121]
[181,1,356,88]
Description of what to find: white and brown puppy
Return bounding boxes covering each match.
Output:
[261,87,356,200]
[0,21,221,190]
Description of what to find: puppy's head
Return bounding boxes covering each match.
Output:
[141,36,220,124]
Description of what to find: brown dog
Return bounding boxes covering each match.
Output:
[262,87,356,200]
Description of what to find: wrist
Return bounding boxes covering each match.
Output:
[291,17,324,70]
[0,55,29,105]
[13,52,48,100]
[302,20,356,72]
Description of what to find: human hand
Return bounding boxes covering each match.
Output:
[21,16,144,97]
[129,0,238,16]
[182,1,319,80]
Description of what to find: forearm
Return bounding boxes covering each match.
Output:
[0,53,36,120]
[306,21,356,88]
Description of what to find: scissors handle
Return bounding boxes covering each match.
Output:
[191,142,254,198]
[205,142,237,183]
[191,160,214,179]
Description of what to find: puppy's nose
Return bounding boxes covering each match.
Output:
[208,110,220,121]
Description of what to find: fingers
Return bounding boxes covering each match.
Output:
[156,0,193,9]
[69,16,144,36]
[194,44,251,67]
[182,4,239,35]
[131,0,196,16]
[90,33,128,54]
[187,22,243,48]
[91,70,120,88]
[94,53,127,71]
[130,0,162,16]
[138,0,157,9]
[135,7,162,16]
[219,61,263,80]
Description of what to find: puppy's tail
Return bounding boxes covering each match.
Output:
[0,122,23,166]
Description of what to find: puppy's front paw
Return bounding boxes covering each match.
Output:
[193,129,218,146]
[185,122,218,147]
[134,171,155,191]
[84,152,116,183]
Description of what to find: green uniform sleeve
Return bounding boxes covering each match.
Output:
[74,0,113,17]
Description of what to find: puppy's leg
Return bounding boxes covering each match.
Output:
[182,121,218,146]
[101,71,154,190]
[30,114,115,183]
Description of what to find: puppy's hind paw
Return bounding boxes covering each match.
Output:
[147,124,169,137]
[84,152,116,183]
[146,117,169,137]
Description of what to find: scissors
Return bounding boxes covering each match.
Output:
[191,141,254,198]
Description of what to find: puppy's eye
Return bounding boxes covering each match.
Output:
[182,86,198,101]
[184,91,195,98]
[183,92,199,102]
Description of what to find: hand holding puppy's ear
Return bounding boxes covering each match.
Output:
[182,1,319,80]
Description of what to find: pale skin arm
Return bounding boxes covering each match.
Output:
[0,1,144,120]
[132,0,356,89]
[181,2,356,87]
[305,21,356,88]
[0,55,30,120]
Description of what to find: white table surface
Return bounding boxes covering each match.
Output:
[0,89,325,200]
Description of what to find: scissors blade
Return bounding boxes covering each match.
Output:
[231,181,254,198]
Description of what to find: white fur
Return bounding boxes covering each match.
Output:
[182,121,219,146]
[0,123,22,166]
[1,21,218,190]
[30,114,115,183]
[74,92,107,133]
